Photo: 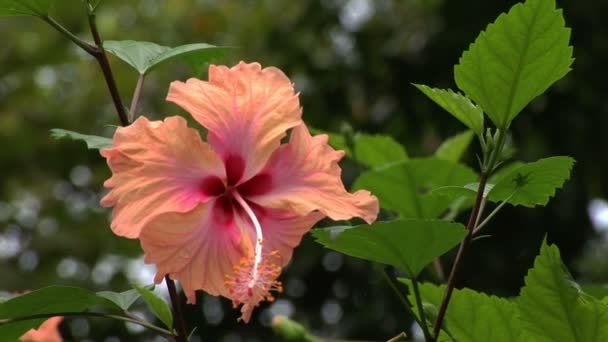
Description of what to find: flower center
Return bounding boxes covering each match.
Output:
[223,191,283,312]
[232,191,264,287]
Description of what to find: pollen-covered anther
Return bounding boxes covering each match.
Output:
[224,250,284,307]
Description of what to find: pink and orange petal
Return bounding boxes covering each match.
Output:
[20,316,63,342]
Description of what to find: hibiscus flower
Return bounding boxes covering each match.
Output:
[101,61,378,321]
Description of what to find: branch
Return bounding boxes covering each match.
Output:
[165,276,188,342]
[87,12,130,126]
[430,173,489,340]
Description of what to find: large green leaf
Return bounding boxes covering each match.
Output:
[454,0,573,128]
[489,156,574,207]
[104,40,230,75]
[0,286,119,340]
[517,241,608,341]
[414,84,484,135]
[354,158,477,218]
[0,0,50,16]
[399,279,526,342]
[313,219,466,277]
[133,285,173,329]
[50,128,112,150]
[435,130,475,162]
[353,134,408,168]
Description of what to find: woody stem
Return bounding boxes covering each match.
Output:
[165,276,188,342]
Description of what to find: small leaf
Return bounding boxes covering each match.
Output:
[518,241,608,341]
[399,279,526,341]
[50,128,112,150]
[0,0,50,16]
[133,285,173,329]
[435,130,475,161]
[0,286,119,340]
[433,157,574,208]
[489,156,575,207]
[354,134,408,168]
[104,40,230,75]
[96,287,151,311]
[104,40,170,74]
[313,219,466,277]
[414,84,484,134]
[354,158,477,218]
[454,0,573,128]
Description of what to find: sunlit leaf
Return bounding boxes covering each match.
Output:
[96,286,153,311]
[435,130,475,161]
[518,241,608,341]
[414,84,484,134]
[0,0,50,16]
[104,40,230,75]
[313,219,466,277]
[354,134,408,168]
[50,128,112,150]
[133,285,173,329]
[454,0,573,128]
[354,158,477,218]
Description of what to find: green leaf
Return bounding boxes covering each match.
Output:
[0,0,50,16]
[96,287,148,311]
[313,219,466,277]
[353,134,408,168]
[354,158,477,218]
[454,0,573,128]
[133,285,173,329]
[414,84,484,135]
[50,128,112,150]
[489,156,574,207]
[433,157,574,208]
[435,130,475,161]
[580,285,608,300]
[0,286,118,340]
[399,279,526,342]
[104,40,230,75]
[518,241,608,341]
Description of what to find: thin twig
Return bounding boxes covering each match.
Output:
[87,12,130,126]
[129,74,146,122]
[431,173,489,340]
[41,16,97,55]
[0,311,174,337]
[473,190,517,235]
[380,268,421,327]
[165,276,188,342]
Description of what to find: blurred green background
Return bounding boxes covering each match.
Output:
[1,0,607,340]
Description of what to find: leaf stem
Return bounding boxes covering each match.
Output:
[86,12,130,126]
[129,74,146,122]
[380,268,421,328]
[472,190,517,235]
[0,311,174,337]
[411,276,432,341]
[430,173,489,340]
[165,276,188,342]
[41,16,97,55]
